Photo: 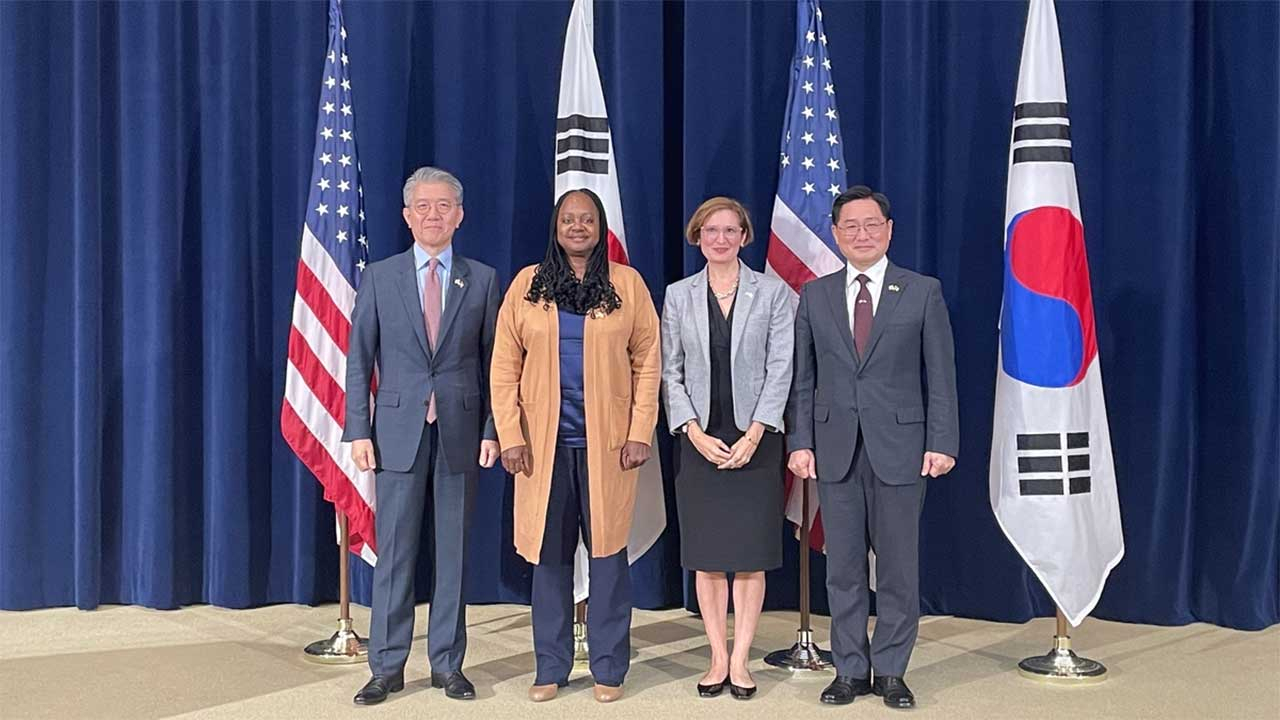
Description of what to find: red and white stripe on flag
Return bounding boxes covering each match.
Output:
[282,229,377,565]
[554,0,666,601]
[281,0,377,566]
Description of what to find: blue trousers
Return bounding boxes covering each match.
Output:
[531,444,631,687]
[368,422,475,677]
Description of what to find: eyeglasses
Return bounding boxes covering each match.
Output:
[835,220,888,236]
[701,226,743,241]
[411,200,457,215]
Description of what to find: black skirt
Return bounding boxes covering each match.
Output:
[675,284,784,572]
[676,431,785,572]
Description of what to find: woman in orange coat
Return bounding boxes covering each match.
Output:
[490,188,660,704]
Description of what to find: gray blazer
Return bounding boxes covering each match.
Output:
[661,261,796,435]
[342,247,500,474]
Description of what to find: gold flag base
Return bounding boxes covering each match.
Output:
[572,601,590,670]
[572,620,591,671]
[764,629,834,672]
[766,474,833,672]
[1018,613,1107,684]
[302,512,369,665]
[304,617,369,665]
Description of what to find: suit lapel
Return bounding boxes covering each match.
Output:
[396,248,431,359]
[824,269,857,360]
[435,254,470,350]
[860,262,907,365]
[690,269,711,371]
[729,261,757,366]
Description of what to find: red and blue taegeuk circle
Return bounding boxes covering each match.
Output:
[1001,206,1097,388]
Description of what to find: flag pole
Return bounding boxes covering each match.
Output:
[765,471,833,671]
[1017,607,1107,683]
[304,511,369,664]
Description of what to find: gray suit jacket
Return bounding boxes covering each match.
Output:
[342,247,499,474]
[787,262,959,485]
[661,261,796,435]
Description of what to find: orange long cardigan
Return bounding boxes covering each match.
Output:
[490,262,661,564]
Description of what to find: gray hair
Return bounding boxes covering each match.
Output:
[402,166,464,207]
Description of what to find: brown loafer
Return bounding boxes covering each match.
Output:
[593,683,624,703]
[528,683,561,702]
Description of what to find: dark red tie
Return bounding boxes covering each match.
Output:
[853,273,872,356]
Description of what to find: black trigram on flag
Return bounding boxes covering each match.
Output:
[1011,102,1072,164]
[1015,431,1091,496]
[555,114,610,175]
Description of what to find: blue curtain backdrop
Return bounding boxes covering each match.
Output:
[1,1,1276,631]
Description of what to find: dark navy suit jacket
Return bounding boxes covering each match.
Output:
[342,246,499,474]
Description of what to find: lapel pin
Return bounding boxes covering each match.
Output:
[888,283,901,293]
[454,277,465,288]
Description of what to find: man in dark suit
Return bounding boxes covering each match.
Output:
[343,166,501,705]
[787,185,959,709]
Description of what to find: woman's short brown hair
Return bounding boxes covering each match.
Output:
[685,196,754,246]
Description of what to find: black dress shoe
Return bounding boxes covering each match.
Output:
[696,677,726,697]
[873,675,916,709]
[431,671,476,700]
[820,675,873,705]
[729,682,757,700]
[354,673,404,706]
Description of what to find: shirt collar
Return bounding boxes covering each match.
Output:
[846,255,889,288]
[414,242,453,273]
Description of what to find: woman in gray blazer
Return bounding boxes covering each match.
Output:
[660,197,795,700]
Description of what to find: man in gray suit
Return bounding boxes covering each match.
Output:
[344,167,501,706]
[787,185,958,709]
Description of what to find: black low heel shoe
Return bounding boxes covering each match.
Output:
[729,683,757,700]
[697,678,726,697]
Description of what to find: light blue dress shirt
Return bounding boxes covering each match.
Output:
[413,242,453,313]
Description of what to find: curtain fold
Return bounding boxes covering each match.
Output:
[0,0,1274,630]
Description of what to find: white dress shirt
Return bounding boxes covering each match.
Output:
[846,255,889,322]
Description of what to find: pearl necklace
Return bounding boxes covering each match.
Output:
[711,279,739,300]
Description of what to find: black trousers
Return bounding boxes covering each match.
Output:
[530,445,631,686]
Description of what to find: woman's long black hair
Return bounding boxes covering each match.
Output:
[525,188,622,315]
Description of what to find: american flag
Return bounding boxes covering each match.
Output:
[766,0,848,552]
[281,0,377,564]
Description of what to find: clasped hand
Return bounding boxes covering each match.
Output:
[688,421,762,470]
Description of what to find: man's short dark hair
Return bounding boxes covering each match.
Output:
[832,185,892,224]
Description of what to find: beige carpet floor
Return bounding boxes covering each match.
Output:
[1,603,1276,720]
